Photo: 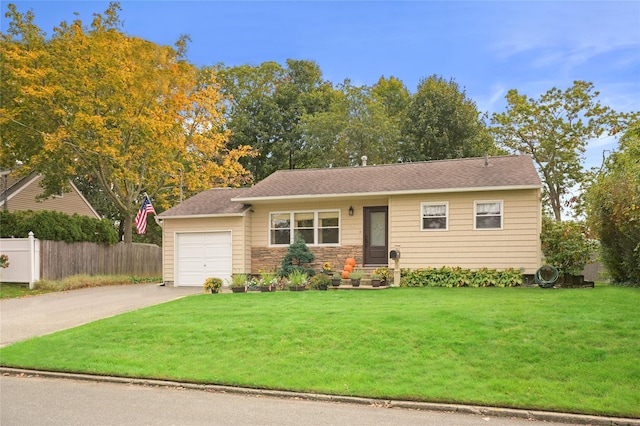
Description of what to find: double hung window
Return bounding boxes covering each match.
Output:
[270,213,291,245]
[475,201,503,229]
[318,212,339,244]
[421,202,448,230]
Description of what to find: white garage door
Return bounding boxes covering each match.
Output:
[176,232,232,286]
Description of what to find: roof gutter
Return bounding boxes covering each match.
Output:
[156,211,248,220]
[232,184,543,203]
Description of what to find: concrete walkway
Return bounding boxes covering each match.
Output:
[0,284,201,347]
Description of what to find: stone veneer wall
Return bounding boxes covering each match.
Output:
[251,245,363,275]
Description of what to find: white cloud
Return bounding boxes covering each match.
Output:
[589,134,617,149]
[489,2,640,73]
[474,84,507,115]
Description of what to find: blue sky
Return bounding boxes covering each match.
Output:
[2,1,639,169]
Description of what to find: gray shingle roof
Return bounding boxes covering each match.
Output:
[234,155,541,202]
[158,187,250,218]
[159,156,541,217]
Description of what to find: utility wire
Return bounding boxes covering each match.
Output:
[0,113,48,136]
[0,112,183,180]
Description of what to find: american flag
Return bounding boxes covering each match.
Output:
[135,196,156,234]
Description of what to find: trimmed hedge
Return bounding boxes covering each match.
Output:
[0,210,118,244]
[400,266,523,288]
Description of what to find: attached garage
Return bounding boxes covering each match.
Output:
[176,231,232,286]
[157,187,252,288]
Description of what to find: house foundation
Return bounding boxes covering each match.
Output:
[251,245,364,275]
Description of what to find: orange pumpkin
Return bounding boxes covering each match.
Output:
[341,270,351,279]
[343,264,354,272]
[345,257,356,267]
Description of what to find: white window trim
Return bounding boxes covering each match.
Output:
[474,200,503,230]
[269,210,341,246]
[420,202,449,231]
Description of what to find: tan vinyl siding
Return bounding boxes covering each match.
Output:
[161,216,247,283]
[6,175,99,219]
[389,189,541,274]
[243,211,252,273]
[249,197,389,247]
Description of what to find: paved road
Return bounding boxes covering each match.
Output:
[0,284,201,347]
[1,374,577,426]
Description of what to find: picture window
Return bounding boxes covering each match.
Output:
[270,211,340,245]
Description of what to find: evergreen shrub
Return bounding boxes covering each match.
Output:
[280,235,316,277]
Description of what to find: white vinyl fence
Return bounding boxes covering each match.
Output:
[0,232,40,288]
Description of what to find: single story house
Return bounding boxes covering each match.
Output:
[1,170,100,219]
[157,155,543,287]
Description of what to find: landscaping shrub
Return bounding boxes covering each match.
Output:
[279,235,315,277]
[0,210,118,243]
[540,216,598,277]
[400,266,522,287]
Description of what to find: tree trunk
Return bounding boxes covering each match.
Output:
[550,188,562,222]
[551,200,562,222]
[123,212,133,243]
[543,171,563,222]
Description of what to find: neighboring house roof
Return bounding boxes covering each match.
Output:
[233,155,542,202]
[158,156,541,218]
[158,187,251,219]
[0,171,101,219]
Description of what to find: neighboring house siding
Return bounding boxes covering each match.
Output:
[161,216,247,284]
[389,189,541,274]
[4,175,99,219]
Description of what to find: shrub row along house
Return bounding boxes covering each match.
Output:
[157,155,543,287]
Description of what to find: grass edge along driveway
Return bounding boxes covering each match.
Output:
[0,286,638,418]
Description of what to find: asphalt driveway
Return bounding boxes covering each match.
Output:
[0,284,201,347]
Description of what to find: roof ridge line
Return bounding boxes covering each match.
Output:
[269,154,526,174]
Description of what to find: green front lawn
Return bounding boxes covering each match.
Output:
[1,287,638,417]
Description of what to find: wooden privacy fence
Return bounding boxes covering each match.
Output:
[582,261,605,283]
[41,240,161,281]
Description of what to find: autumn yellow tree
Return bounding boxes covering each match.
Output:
[1,3,253,242]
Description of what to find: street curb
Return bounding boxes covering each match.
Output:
[2,367,639,425]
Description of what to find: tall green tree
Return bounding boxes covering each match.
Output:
[401,75,497,162]
[273,59,333,171]
[371,76,410,119]
[217,59,332,180]
[0,3,253,242]
[490,81,625,221]
[302,79,404,167]
[585,124,640,285]
[216,61,284,181]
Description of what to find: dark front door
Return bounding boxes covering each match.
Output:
[363,206,388,265]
